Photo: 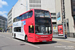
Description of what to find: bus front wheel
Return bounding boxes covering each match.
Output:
[25,36,28,42]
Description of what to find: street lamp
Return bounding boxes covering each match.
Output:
[20,3,28,11]
[21,4,26,7]
[61,0,65,22]
[61,0,68,38]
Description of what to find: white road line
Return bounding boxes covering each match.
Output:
[0,35,11,39]
[53,39,73,43]
[12,39,20,42]
[53,39,61,40]
[24,42,40,48]
[0,35,40,48]
[3,36,6,37]
[2,36,5,37]
[12,39,40,48]
[56,43,62,45]
[6,37,11,39]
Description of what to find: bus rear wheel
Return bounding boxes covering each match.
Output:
[14,34,16,39]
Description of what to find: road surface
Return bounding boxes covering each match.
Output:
[0,32,75,50]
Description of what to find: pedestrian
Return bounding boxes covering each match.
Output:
[65,30,67,39]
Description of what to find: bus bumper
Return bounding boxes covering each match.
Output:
[33,38,52,43]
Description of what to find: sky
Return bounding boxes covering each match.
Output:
[0,0,18,18]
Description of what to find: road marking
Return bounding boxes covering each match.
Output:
[12,39,21,42]
[12,39,40,48]
[0,35,6,37]
[3,36,5,37]
[57,43,62,45]
[0,35,40,48]
[53,39,61,40]
[24,42,40,48]
[53,39,73,43]
[62,40,72,43]
[6,37,11,39]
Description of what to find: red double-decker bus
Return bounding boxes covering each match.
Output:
[12,9,53,43]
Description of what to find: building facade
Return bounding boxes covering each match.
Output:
[55,0,75,37]
[7,9,12,33]
[0,16,7,32]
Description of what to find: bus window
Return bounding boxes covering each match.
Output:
[45,11,50,18]
[35,25,52,34]
[13,16,21,22]
[21,14,25,20]
[16,16,21,21]
[24,14,27,19]
[29,25,34,33]
[13,11,33,23]
[14,27,21,32]
[35,10,50,18]
[28,11,33,18]
[13,18,16,22]
[26,13,28,18]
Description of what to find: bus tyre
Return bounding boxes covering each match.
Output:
[14,34,16,39]
[25,36,28,42]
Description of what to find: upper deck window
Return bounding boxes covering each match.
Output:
[35,10,50,18]
[28,11,33,18]
[13,11,33,22]
[22,11,33,20]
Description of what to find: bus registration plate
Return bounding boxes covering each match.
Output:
[42,40,46,42]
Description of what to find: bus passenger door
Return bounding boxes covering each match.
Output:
[28,25,35,42]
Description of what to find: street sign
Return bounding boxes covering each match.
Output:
[57,12,61,21]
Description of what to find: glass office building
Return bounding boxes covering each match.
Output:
[0,16,7,32]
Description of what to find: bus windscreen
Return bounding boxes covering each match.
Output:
[35,10,52,35]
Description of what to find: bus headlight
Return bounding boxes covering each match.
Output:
[36,36,38,38]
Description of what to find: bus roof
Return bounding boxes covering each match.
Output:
[20,9,49,16]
